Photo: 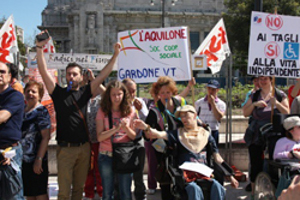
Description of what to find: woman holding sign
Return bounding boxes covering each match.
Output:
[242,76,289,197]
[135,105,238,200]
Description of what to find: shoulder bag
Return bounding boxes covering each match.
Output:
[108,111,141,174]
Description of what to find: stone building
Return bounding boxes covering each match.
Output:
[39,0,226,54]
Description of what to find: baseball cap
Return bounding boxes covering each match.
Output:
[207,79,220,89]
[283,116,300,131]
[175,105,196,118]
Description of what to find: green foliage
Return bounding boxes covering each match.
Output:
[223,0,300,75]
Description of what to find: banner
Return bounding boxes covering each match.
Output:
[0,15,19,65]
[117,26,191,83]
[193,18,230,74]
[27,52,117,70]
[248,11,300,78]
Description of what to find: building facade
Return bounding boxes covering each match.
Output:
[39,0,226,54]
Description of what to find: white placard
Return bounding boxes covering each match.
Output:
[248,11,300,78]
[117,27,191,83]
[179,162,214,178]
[27,52,117,70]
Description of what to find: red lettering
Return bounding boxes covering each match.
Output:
[209,36,222,53]
[181,29,187,39]
[218,27,226,44]
[0,32,12,63]
[201,49,218,67]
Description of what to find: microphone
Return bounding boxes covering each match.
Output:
[67,81,72,92]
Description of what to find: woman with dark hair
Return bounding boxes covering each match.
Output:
[243,76,289,198]
[21,80,51,200]
[96,80,138,200]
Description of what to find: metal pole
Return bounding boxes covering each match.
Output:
[162,0,165,27]
[225,56,229,161]
[229,54,233,164]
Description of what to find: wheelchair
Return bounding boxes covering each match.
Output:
[253,113,300,200]
[162,125,234,200]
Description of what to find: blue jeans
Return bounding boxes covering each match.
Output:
[10,142,25,200]
[185,179,225,200]
[98,154,132,200]
[211,130,219,146]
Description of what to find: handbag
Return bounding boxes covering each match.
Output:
[0,164,22,200]
[108,111,141,174]
[275,168,292,198]
[72,99,94,170]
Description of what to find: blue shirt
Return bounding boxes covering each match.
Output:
[0,87,25,146]
[21,104,51,162]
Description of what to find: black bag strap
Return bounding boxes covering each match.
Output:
[108,111,115,144]
[252,88,282,103]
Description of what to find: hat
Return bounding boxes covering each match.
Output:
[283,116,300,131]
[207,79,220,89]
[251,76,259,81]
[175,105,196,118]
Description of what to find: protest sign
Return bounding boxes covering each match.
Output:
[248,11,300,77]
[27,52,117,70]
[193,18,230,74]
[117,26,191,83]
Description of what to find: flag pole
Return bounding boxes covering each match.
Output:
[187,27,195,105]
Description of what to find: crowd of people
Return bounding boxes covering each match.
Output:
[0,32,300,200]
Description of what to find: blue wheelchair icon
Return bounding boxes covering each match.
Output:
[284,42,299,60]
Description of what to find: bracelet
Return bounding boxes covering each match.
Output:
[36,45,43,49]
[36,156,42,161]
[144,125,150,132]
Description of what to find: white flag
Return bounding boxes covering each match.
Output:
[43,37,56,53]
[0,15,19,65]
[193,18,230,74]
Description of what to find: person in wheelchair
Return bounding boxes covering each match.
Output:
[274,116,300,162]
[134,105,239,200]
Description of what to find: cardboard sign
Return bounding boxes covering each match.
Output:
[117,27,191,83]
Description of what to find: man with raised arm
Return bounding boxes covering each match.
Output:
[36,32,120,200]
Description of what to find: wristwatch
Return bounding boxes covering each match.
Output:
[144,125,150,132]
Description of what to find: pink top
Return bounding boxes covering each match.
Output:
[96,108,138,152]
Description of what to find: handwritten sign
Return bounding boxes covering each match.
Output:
[117,27,191,83]
[28,52,117,70]
[248,11,300,77]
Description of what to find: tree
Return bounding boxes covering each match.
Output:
[223,0,300,75]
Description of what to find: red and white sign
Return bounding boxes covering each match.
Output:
[0,15,19,64]
[193,18,231,74]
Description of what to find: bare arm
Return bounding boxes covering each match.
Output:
[90,43,120,96]
[133,119,168,140]
[178,78,196,98]
[210,100,225,122]
[120,118,136,140]
[291,79,300,98]
[34,128,50,174]
[36,32,56,95]
[96,118,121,142]
[0,110,11,124]
[271,97,289,114]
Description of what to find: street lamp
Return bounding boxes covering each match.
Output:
[150,0,177,28]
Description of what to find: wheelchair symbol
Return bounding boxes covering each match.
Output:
[284,44,297,59]
[283,42,299,60]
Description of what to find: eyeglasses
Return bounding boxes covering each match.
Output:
[0,70,7,74]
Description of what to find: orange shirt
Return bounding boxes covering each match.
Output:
[11,81,24,94]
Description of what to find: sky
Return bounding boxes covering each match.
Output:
[1,0,48,45]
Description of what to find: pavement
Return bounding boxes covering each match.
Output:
[48,173,253,200]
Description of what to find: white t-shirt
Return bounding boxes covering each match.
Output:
[194,96,226,130]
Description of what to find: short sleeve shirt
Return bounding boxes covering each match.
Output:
[0,87,25,146]
[21,104,51,162]
[194,96,226,130]
[96,108,138,152]
[50,84,92,143]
